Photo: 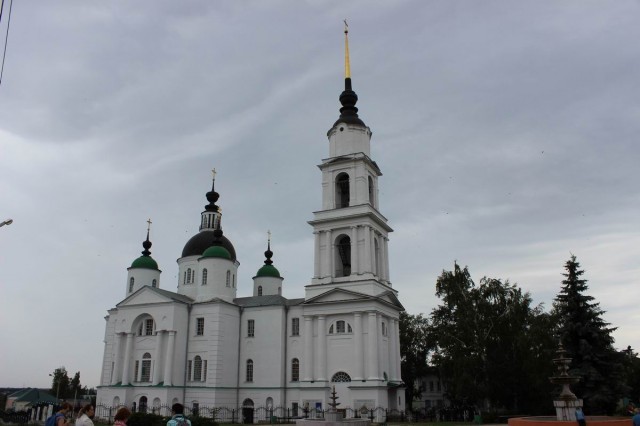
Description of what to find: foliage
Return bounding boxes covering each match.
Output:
[429,263,555,413]
[399,311,432,406]
[552,255,627,414]
[189,416,218,426]
[50,367,70,400]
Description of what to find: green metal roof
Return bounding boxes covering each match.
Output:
[202,245,232,260]
[256,264,281,278]
[131,255,158,270]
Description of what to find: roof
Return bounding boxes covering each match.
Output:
[7,388,57,404]
[234,295,305,308]
[202,245,232,260]
[130,255,158,270]
[149,287,194,304]
[255,264,281,278]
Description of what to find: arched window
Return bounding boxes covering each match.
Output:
[194,356,202,381]
[331,371,351,382]
[183,271,187,285]
[335,235,351,277]
[258,286,263,296]
[246,359,254,382]
[202,269,208,285]
[233,274,236,288]
[141,353,152,382]
[139,396,148,413]
[129,277,134,293]
[187,268,192,284]
[329,320,352,334]
[368,176,375,206]
[335,173,350,208]
[226,271,231,287]
[291,358,299,382]
[152,279,157,288]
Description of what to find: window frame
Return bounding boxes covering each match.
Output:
[247,319,255,337]
[196,317,205,336]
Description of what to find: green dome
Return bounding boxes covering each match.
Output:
[131,255,158,270]
[256,264,281,278]
[202,245,232,260]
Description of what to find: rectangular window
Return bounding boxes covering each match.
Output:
[292,403,299,417]
[248,319,255,337]
[292,318,300,336]
[187,360,192,381]
[134,361,139,381]
[336,320,345,333]
[141,360,151,382]
[145,319,154,335]
[196,318,204,336]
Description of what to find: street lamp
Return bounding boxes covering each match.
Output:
[0,219,12,227]
[49,373,60,401]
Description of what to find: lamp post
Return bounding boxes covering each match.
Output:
[0,219,12,227]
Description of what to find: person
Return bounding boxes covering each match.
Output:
[76,404,95,426]
[48,402,72,426]
[632,408,640,426]
[167,403,191,426]
[575,407,586,426]
[114,407,131,426]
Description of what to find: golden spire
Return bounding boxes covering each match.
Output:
[344,19,351,79]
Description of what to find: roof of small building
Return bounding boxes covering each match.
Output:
[7,388,57,404]
[234,295,305,308]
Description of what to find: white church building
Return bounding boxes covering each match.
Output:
[96,29,406,419]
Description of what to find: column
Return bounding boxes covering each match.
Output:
[328,231,335,278]
[367,312,380,380]
[394,319,401,380]
[390,319,400,381]
[111,333,122,385]
[353,312,364,380]
[370,229,377,277]
[317,316,327,381]
[153,330,164,385]
[383,237,390,282]
[325,231,333,278]
[363,225,371,273]
[121,332,134,385]
[163,330,176,386]
[350,226,359,275]
[313,231,321,278]
[303,317,314,381]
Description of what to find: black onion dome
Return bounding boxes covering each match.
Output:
[182,230,237,261]
[333,77,366,127]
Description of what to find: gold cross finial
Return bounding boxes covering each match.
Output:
[146,218,152,232]
[343,20,351,79]
[212,168,217,180]
[267,229,271,244]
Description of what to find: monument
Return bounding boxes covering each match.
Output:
[297,387,371,426]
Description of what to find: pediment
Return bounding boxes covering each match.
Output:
[304,288,403,310]
[117,286,188,307]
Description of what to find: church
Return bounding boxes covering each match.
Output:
[96,28,406,418]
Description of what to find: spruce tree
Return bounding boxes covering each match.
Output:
[553,255,625,414]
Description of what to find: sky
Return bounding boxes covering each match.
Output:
[0,1,639,389]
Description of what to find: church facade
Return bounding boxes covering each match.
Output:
[96,30,405,417]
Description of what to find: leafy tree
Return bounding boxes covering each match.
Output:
[69,371,82,400]
[552,255,626,414]
[50,367,70,400]
[399,311,432,408]
[430,263,556,413]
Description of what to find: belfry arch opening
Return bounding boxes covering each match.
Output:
[335,235,351,277]
[368,176,374,206]
[335,173,350,208]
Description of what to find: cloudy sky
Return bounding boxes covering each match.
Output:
[1,1,638,389]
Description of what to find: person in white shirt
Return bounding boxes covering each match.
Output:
[76,404,95,426]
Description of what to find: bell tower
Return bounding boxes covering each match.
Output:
[307,23,393,299]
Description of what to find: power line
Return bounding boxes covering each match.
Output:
[0,0,14,87]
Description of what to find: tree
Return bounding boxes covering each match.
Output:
[69,371,82,401]
[429,262,556,413]
[552,255,626,414]
[399,311,432,408]
[50,367,70,400]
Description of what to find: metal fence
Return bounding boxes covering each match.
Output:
[95,404,405,424]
